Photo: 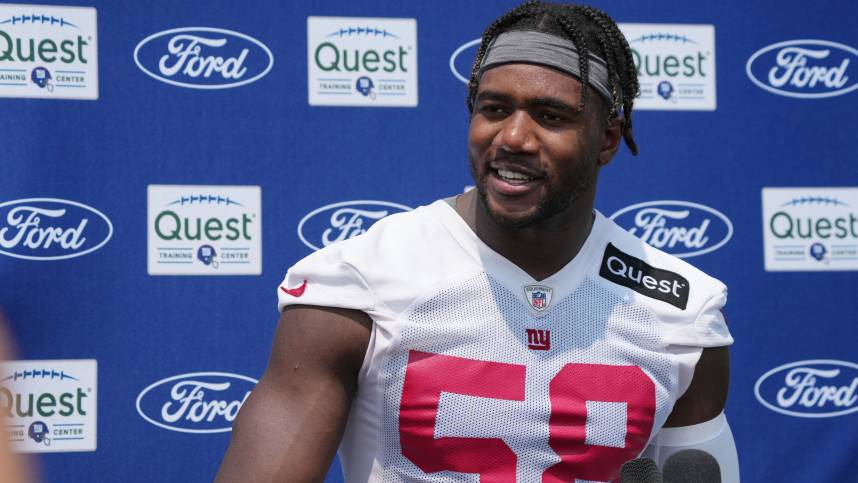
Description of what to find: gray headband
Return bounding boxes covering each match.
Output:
[478,30,619,107]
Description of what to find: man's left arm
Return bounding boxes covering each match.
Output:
[665,345,729,427]
[642,345,740,481]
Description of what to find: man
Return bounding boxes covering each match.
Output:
[216,2,739,481]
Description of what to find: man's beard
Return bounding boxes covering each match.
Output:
[471,161,591,229]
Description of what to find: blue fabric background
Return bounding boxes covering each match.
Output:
[2,0,857,481]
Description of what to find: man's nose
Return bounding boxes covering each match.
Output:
[493,110,538,153]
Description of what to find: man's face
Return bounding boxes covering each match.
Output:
[468,63,611,228]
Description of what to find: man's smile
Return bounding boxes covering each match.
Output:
[484,158,545,195]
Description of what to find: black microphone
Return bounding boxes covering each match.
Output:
[620,457,663,482]
[663,449,721,483]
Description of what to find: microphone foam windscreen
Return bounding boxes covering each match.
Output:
[663,449,721,483]
[620,457,663,483]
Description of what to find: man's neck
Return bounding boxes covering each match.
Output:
[455,189,595,281]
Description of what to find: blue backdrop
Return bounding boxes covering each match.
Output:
[2,0,857,481]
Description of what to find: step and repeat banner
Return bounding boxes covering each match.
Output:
[1,0,856,481]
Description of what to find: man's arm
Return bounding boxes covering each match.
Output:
[643,345,740,481]
[215,305,372,483]
[664,345,730,427]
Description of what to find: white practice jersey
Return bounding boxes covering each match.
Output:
[277,199,733,483]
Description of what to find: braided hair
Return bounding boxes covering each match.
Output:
[467,1,640,155]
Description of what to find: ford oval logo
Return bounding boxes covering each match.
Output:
[449,37,481,83]
[133,27,274,89]
[298,200,412,251]
[754,360,858,418]
[0,198,112,261]
[746,39,858,99]
[136,372,257,434]
[609,200,732,258]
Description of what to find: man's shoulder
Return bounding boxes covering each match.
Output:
[594,214,726,314]
[281,200,477,315]
[328,199,448,259]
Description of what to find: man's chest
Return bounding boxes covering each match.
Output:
[369,275,680,482]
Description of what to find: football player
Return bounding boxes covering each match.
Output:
[217,2,739,481]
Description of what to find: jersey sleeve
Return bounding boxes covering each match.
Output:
[276,243,382,316]
[661,281,733,348]
[656,279,732,414]
[641,413,740,482]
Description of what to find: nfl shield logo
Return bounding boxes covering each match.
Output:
[532,291,547,309]
[523,284,553,312]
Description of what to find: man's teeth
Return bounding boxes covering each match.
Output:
[497,168,533,181]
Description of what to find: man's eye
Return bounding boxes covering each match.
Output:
[539,112,565,123]
[481,104,507,115]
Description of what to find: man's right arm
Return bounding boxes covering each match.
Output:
[215,305,372,483]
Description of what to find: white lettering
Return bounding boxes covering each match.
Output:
[768,47,849,89]
[160,380,250,424]
[630,208,710,250]
[642,275,657,289]
[606,254,684,299]
[0,206,87,251]
[159,35,248,80]
[607,256,627,276]
[776,367,858,409]
[321,208,388,246]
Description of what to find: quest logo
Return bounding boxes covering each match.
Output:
[1,359,97,453]
[755,360,858,418]
[307,17,417,107]
[298,200,411,251]
[599,243,690,310]
[147,185,261,275]
[136,372,257,434]
[610,200,732,258]
[762,187,858,271]
[0,4,98,99]
[0,198,112,261]
[134,27,273,89]
[619,24,716,110]
[747,40,858,99]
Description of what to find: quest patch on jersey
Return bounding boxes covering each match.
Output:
[599,243,689,309]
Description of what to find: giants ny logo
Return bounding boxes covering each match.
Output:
[526,328,551,351]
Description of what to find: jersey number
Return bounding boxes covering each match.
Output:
[399,350,655,482]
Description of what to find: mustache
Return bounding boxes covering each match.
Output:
[489,150,538,164]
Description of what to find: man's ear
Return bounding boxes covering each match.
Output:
[597,116,624,167]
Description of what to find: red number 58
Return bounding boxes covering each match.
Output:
[399,351,655,482]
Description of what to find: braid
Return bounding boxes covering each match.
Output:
[468,1,641,155]
[552,14,591,110]
[573,5,640,154]
[467,0,540,112]
[571,6,620,115]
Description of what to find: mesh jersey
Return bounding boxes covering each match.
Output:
[277,199,732,483]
